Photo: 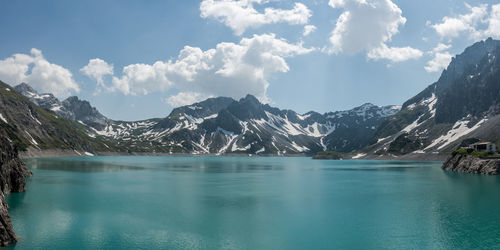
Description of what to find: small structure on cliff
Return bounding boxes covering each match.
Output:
[470,142,497,154]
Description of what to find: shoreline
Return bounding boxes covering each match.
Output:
[18,148,310,159]
[19,148,446,161]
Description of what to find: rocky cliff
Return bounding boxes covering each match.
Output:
[362,38,500,158]
[0,129,32,246]
[442,154,500,175]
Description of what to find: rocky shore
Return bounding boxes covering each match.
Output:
[0,136,32,246]
[441,154,500,175]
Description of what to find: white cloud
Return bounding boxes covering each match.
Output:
[200,0,312,35]
[164,92,214,107]
[431,3,500,41]
[0,48,79,97]
[100,34,313,103]
[427,3,500,73]
[478,4,500,39]
[327,0,405,54]
[303,25,317,36]
[80,58,113,85]
[424,43,453,73]
[432,43,452,53]
[367,44,423,62]
[326,0,421,62]
[432,3,488,39]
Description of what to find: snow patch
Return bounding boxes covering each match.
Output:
[0,113,7,123]
[402,114,425,133]
[256,147,265,154]
[25,131,38,146]
[352,153,366,159]
[377,136,391,143]
[297,113,311,120]
[51,105,62,112]
[425,119,487,151]
[28,109,42,125]
[290,141,309,152]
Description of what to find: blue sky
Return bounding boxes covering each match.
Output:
[1,0,499,121]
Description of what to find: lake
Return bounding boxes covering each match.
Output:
[5,156,500,249]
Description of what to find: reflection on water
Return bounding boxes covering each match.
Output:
[25,158,145,173]
[5,156,500,249]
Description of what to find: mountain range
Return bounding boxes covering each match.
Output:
[1,38,500,158]
[12,83,399,155]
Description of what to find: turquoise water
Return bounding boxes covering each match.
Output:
[5,156,500,249]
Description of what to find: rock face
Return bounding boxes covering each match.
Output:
[442,154,500,175]
[14,83,110,131]
[0,129,32,246]
[363,38,500,157]
[1,81,116,154]
[62,96,109,130]
[133,95,399,155]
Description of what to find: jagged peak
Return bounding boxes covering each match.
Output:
[14,82,37,94]
[239,94,261,104]
[63,96,81,102]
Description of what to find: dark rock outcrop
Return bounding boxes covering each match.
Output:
[442,154,500,175]
[365,37,500,157]
[0,132,32,246]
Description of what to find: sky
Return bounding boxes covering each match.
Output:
[1,0,500,121]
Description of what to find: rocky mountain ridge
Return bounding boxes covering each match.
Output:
[362,37,500,158]
[12,84,400,155]
[0,81,119,156]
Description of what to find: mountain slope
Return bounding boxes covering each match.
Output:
[363,38,500,157]
[15,83,110,130]
[127,95,399,155]
[0,81,118,155]
[13,83,399,155]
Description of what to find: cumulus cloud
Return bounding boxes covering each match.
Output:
[327,0,404,53]
[424,43,453,73]
[80,58,113,85]
[367,44,423,62]
[200,0,312,35]
[326,0,421,62]
[164,92,214,107]
[431,3,500,41]
[0,48,79,97]
[303,25,317,36]
[94,34,312,105]
[432,3,488,40]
